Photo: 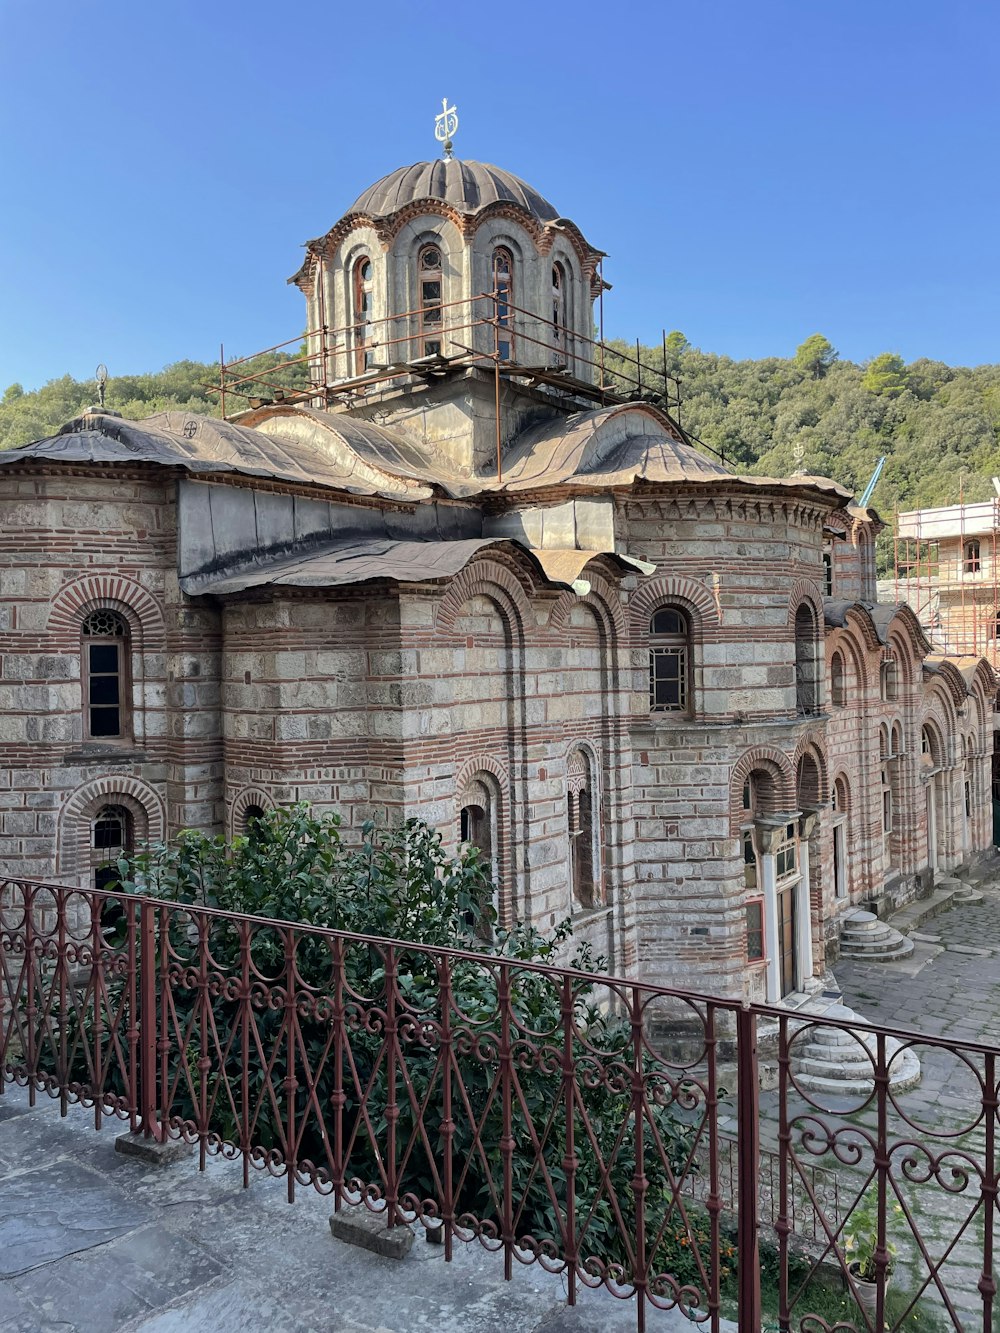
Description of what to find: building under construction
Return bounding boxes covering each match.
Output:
[893,487,1000,662]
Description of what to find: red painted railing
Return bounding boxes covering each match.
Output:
[1,878,997,1332]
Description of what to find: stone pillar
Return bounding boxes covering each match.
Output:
[798,809,819,990]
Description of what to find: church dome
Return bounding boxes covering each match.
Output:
[347,159,560,223]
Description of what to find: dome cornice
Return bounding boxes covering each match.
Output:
[290,192,601,292]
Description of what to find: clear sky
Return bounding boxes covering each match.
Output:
[1,0,998,391]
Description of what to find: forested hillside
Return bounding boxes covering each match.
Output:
[4,334,1000,517]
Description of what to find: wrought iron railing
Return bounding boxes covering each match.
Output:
[2,878,997,1332]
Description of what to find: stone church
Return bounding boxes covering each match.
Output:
[1,148,995,1011]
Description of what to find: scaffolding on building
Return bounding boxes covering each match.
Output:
[204,290,724,482]
[893,483,1000,661]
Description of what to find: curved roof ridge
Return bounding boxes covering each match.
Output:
[347,159,560,223]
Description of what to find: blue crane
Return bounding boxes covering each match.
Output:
[859,456,886,509]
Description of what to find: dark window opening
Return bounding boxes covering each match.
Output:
[353,257,375,373]
[460,800,495,940]
[93,804,132,894]
[82,609,129,740]
[492,248,513,360]
[794,604,819,715]
[830,652,846,708]
[243,804,266,837]
[568,781,597,910]
[746,898,765,963]
[649,606,690,713]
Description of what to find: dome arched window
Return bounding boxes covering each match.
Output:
[418,244,443,358]
[492,248,514,360]
[353,257,375,374]
[552,263,564,347]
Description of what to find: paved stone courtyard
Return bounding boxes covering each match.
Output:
[0,1084,725,1333]
[819,887,1000,1326]
[4,891,1000,1332]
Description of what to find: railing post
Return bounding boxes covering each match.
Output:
[283,926,299,1203]
[776,1014,792,1327]
[139,897,159,1140]
[979,1050,997,1330]
[384,945,400,1229]
[736,1005,761,1332]
[629,983,648,1333]
[436,955,455,1259]
[561,975,579,1308]
[498,962,515,1281]
[330,936,346,1210]
[874,1032,891,1333]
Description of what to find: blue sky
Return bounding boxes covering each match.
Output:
[1,0,998,391]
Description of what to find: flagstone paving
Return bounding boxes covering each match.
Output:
[757,886,1000,1328]
[0,1084,727,1333]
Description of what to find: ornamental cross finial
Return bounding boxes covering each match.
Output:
[435,98,458,159]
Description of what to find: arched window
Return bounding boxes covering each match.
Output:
[418,244,443,357]
[567,750,599,910]
[830,652,846,708]
[242,803,266,837]
[551,262,564,354]
[82,609,130,740]
[649,606,691,713]
[832,776,849,899]
[492,247,514,360]
[880,651,899,703]
[353,257,375,374]
[822,549,834,597]
[741,775,768,963]
[964,539,981,574]
[92,804,133,892]
[794,604,819,715]
[459,779,498,939]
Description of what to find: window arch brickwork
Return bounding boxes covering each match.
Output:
[229,786,276,840]
[56,776,165,886]
[649,605,691,713]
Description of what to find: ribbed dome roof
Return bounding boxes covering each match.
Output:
[347,159,560,222]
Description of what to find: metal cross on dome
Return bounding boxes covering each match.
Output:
[435,98,458,159]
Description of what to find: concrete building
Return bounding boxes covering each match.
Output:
[1,149,995,1011]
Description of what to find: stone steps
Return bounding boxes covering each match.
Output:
[789,1002,921,1097]
[839,909,915,961]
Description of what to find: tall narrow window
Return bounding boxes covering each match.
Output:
[82,609,129,740]
[418,244,443,357]
[567,750,598,909]
[551,262,564,358]
[880,652,899,703]
[649,606,690,714]
[794,604,819,715]
[742,777,765,962]
[460,784,497,939]
[822,550,834,596]
[353,257,374,374]
[492,247,514,360]
[832,776,849,899]
[745,898,765,962]
[830,652,846,708]
[964,539,981,574]
[92,804,133,892]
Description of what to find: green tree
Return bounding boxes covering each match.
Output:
[100,806,699,1290]
[862,352,910,397]
[665,329,690,355]
[794,334,837,379]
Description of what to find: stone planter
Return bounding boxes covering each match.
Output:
[849,1261,891,1328]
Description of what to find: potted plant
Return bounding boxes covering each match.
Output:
[843,1185,899,1325]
